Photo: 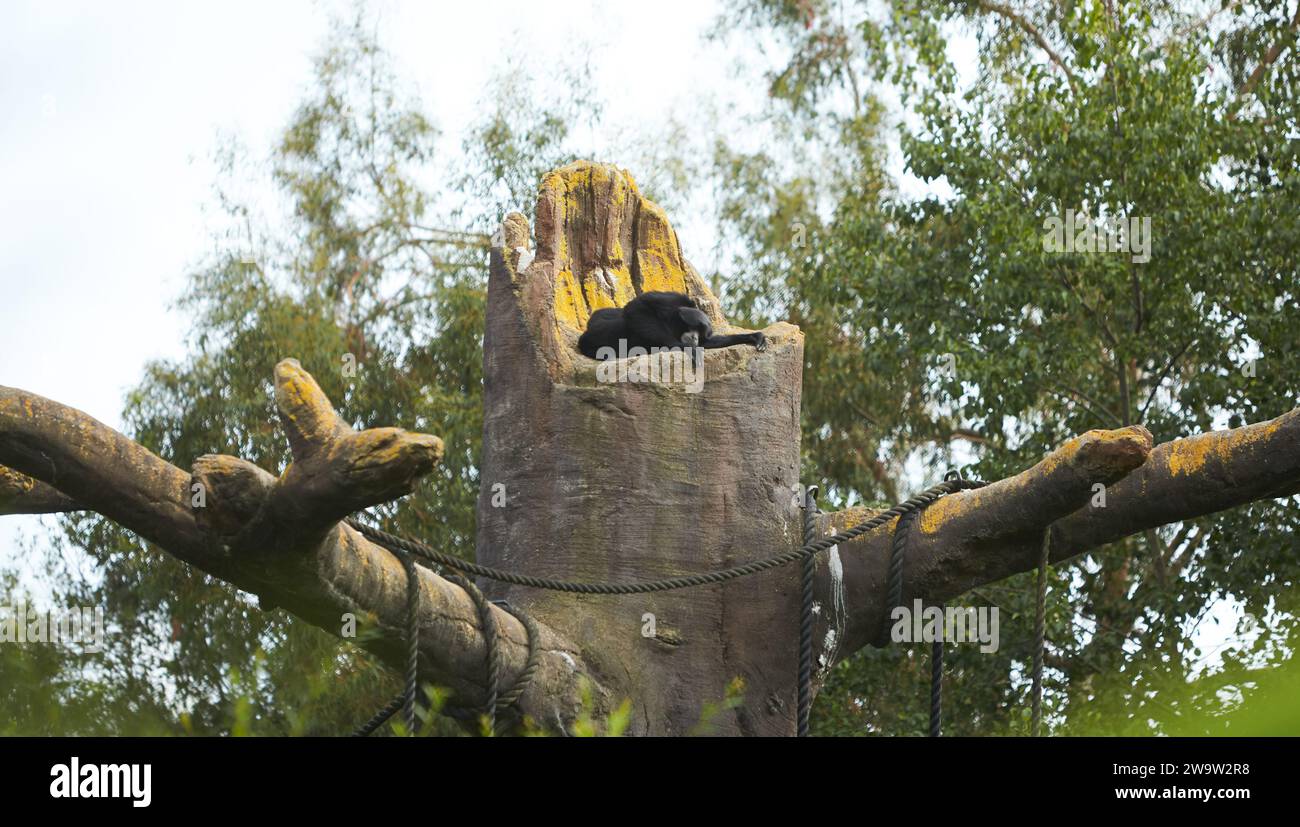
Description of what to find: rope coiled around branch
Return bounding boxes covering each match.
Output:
[353,558,542,736]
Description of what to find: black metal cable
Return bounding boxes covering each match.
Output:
[797,485,818,737]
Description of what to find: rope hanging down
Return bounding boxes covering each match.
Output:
[884,503,945,736]
[1031,527,1052,736]
[352,555,542,736]
[789,478,985,737]
[348,477,987,735]
[353,552,420,737]
[797,486,819,737]
[880,476,1055,737]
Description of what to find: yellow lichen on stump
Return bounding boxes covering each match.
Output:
[536,161,696,337]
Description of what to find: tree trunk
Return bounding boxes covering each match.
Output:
[477,162,803,735]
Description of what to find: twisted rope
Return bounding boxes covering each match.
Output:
[930,609,943,738]
[353,694,404,738]
[352,552,421,737]
[797,486,818,737]
[884,509,919,644]
[403,554,420,733]
[353,558,541,736]
[493,604,542,709]
[440,576,542,733]
[345,479,985,596]
[1031,526,1051,736]
[884,499,944,736]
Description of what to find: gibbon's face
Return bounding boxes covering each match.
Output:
[678,306,713,348]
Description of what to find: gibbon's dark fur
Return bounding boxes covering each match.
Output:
[578,291,767,360]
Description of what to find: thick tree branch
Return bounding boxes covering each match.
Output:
[812,408,1300,671]
[1052,407,1300,555]
[0,383,212,566]
[0,361,601,730]
[1,465,81,515]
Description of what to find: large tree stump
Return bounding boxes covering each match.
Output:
[476,161,805,735]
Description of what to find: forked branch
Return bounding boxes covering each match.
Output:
[0,360,600,729]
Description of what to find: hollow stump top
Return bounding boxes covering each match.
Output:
[497,160,799,382]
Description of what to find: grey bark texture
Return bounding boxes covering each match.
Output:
[477,162,803,735]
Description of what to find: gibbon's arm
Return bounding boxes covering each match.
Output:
[702,331,767,351]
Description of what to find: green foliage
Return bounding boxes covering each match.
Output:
[569,678,634,737]
[718,0,1300,735]
[689,676,747,735]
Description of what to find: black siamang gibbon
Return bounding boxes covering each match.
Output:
[577,291,767,363]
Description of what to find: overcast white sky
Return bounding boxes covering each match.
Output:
[0,0,755,414]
